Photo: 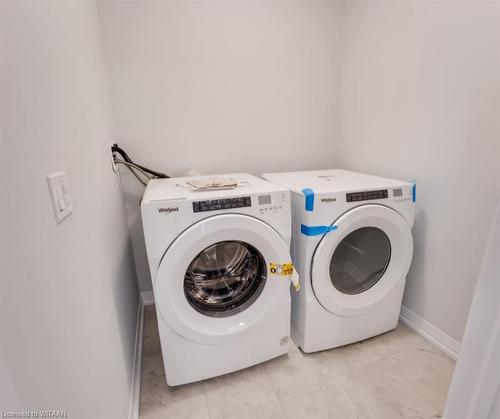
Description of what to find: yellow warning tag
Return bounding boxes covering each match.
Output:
[269,263,294,276]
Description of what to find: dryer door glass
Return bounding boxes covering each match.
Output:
[329,227,391,295]
[184,241,267,317]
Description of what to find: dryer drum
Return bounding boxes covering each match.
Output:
[184,241,267,317]
[329,227,392,295]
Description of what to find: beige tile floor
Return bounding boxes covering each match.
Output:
[140,305,455,419]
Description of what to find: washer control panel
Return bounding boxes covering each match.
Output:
[193,196,251,213]
[257,192,287,214]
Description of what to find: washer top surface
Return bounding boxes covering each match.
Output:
[262,169,410,195]
[143,173,287,203]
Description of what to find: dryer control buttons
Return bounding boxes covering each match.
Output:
[193,196,251,213]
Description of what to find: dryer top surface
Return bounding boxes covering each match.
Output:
[262,169,410,195]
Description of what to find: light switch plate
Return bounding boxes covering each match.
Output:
[46,172,73,224]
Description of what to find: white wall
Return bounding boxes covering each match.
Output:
[443,200,500,418]
[0,351,22,411]
[98,0,342,292]
[489,387,500,419]
[337,0,500,342]
[96,0,499,344]
[0,1,139,417]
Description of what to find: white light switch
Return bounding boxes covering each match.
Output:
[46,172,73,224]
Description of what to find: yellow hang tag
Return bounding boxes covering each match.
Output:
[269,263,294,276]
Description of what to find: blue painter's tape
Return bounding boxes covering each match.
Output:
[302,188,315,212]
[412,183,417,203]
[301,224,338,236]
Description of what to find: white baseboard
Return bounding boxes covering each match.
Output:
[129,297,144,419]
[400,305,461,360]
[141,290,155,306]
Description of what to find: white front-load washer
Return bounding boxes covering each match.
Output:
[141,173,297,385]
[262,170,415,353]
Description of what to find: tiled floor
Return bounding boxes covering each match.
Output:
[140,305,455,419]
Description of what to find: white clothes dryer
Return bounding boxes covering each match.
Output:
[262,170,415,353]
[141,173,297,385]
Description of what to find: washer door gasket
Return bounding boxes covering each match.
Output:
[184,240,267,317]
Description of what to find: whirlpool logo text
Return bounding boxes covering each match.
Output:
[158,207,179,214]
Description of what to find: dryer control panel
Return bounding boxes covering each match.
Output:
[346,189,388,202]
[192,196,251,213]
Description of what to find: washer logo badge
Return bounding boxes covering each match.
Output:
[269,263,294,276]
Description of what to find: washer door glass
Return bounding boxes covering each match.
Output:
[329,227,391,295]
[184,240,267,317]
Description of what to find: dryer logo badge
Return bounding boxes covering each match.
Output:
[321,198,336,203]
[158,207,179,214]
